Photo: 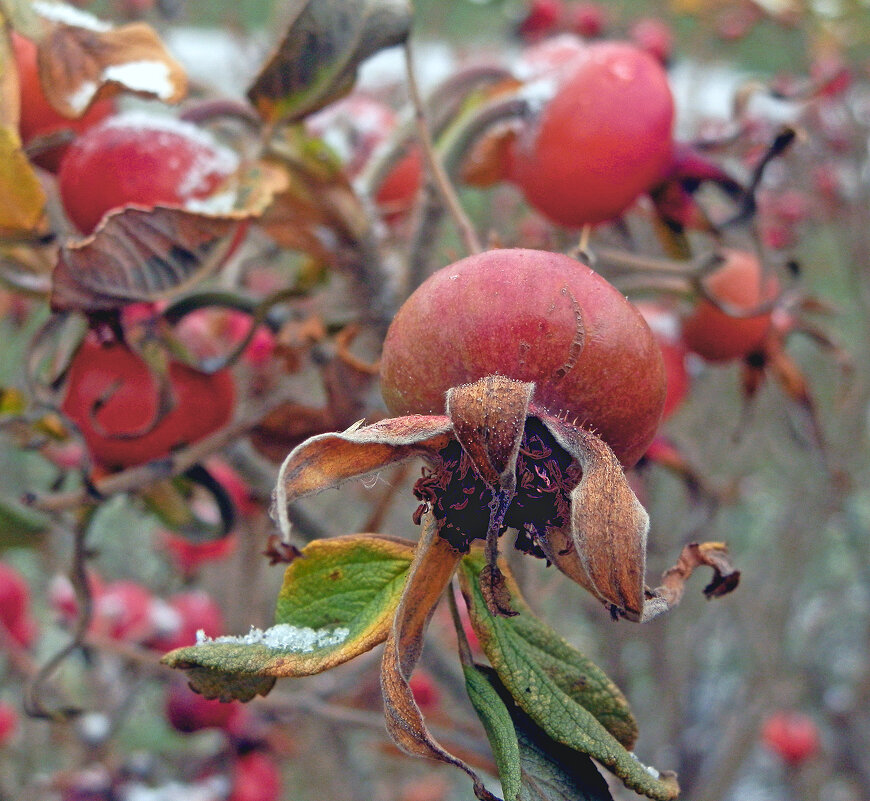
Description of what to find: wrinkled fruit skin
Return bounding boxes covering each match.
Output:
[680,249,778,362]
[761,711,820,764]
[380,248,665,467]
[58,113,238,234]
[61,337,235,470]
[511,41,674,227]
[12,33,114,172]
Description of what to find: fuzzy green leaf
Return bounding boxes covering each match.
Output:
[162,534,416,697]
[464,664,522,801]
[459,554,679,801]
[0,497,49,549]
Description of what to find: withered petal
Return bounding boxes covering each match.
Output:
[536,411,650,621]
[447,375,533,491]
[272,415,452,540]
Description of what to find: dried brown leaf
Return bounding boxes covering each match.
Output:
[247,0,412,125]
[50,207,244,313]
[0,125,47,237]
[381,512,499,801]
[641,542,740,622]
[37,22,187,117]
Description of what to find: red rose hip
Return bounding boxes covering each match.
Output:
[58,112,239,234]
[380,248,665,467]
[511,41,674,227]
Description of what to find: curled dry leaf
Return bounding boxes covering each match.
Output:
[247,0,413,125]
[50,207,244,313]
[381,512,500,801]
[36,17,186,117]
[640,541,740,622]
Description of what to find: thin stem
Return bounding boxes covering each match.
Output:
[24,509,94,720]
[24,383,303,513]
[403,39,482,255]
[447,584,474,668]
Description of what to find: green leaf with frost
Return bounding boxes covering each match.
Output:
[162,534,416,698]
[459,554,679,801]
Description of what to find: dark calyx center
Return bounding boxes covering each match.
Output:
[412,417,580,554]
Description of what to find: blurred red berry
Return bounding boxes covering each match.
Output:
[150,590,224,652]
[409,671,441,712]
[0,562,37,649]
[568,2,607,37]
[629,18,674,65]
[0,701,19,746]
[518,0,564,41]
[157,531,238,578]
[165,680,241,734]
[228,752,282,801]
[761,711,820,764]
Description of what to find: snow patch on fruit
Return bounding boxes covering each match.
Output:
[185,189,238,215]
[103,61,175,100]
[122,776,229,801]
[33,1,111,31]
[517,75,559,116]
[196,624,350,653]
[67,81,98,115]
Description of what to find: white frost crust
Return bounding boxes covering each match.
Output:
[103,61,175,100]
[33,1,111,31]
[121,776,229,801]
[195,624,351,653]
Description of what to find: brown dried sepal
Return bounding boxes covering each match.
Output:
[446,376,533,490]
[537,412,651,620]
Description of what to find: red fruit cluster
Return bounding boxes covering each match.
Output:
[511,41,674,227]
[380,248,665,467]
[61,336,235,471]
[58,112,239,234]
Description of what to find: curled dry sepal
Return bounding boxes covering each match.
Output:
[273,375,738,622]
[165,375,738,801]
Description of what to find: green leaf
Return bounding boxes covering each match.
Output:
[474,665,614,801]
[464,664,522,801]
[162,534,416,697]
[0,497,49,549]
[246,0,413,125]
[459,554,679,801]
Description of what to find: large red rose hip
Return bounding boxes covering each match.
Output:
[61,336,235,470]
[58,112,239,234]
[379,248,665,467]
[510,41,674,227]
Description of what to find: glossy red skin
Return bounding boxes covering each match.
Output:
[511,41,674,227]
[12,33,114,172]
[58,116,236,234]
[0,562,36,648]
[61,337,235,471]
[680,250,778,362]
[761,712,820,764]
[380,249,666,467]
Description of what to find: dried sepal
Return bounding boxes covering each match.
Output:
[272,415,453,540]
[446,376,533,491]
[537,412,650,620]
[381,512,499,801]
